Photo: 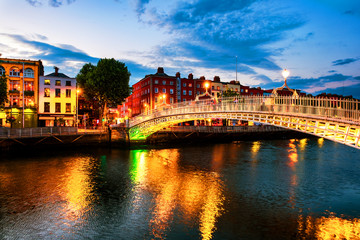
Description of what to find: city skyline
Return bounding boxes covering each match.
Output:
[1,0,360,98]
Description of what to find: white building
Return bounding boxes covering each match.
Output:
[38,67,76,127]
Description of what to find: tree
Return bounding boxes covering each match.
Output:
[222,89,239,98]
[77,58,131,123]
[0,72,8,106]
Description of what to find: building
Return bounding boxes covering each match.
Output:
[0,58,44,127]
[38,67,76,127]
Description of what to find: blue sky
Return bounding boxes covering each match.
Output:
[0,0,360,98]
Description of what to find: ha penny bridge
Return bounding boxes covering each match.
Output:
[129,95,360,149]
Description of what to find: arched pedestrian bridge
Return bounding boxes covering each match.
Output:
[129,96,360,149]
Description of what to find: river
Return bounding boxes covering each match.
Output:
[1,138,360,239]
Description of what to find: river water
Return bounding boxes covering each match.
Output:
[1,138,360,239]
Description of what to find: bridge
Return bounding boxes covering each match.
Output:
[129,96,360,149]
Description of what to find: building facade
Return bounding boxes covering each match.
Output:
[38,68,76,127]
[0,58,44,127]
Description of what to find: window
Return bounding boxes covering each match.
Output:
[66,103,71,113]
[9,67,20,77]
[162,80,166,85]
[183,99,186,102]
[183,90,186,95]
[25,81,34,91]
[197,84,200,88]
[10,80,20,91]
[162,88,166,93]
[66,81,71,86]
[55,103,61,113]
[44,88,50,97]
[217,86,220,90]
[212,86,214,90]
[55,80,61,86]
[44,79,50,85]
[66,89,71,98]
[197,91,200,95]
[155,87,158,93]
[0,66,5,76]
[189,90,192,96]
[155,80,158,84]
[170,97,174,103]
[44,102,50,112]
[24,68,34,78]
[155,97,158,103]
[189,83,192,87]
[170,81,174,85]
[55,88,61,97]
[183,83,186,87]
[170,89,174,94]
[241,89,244,93]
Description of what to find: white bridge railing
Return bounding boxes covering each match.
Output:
[130,96,360,127]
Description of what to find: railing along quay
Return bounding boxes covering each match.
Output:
[0,127,105,139]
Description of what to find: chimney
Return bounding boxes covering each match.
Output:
[157,67,164,74]
[54,66,59,76]
[214,76,220,82]
[200,76,205,80]
[188,73,193,80]
[176,72,181,78]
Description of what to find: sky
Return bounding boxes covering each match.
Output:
[0,0,360,98]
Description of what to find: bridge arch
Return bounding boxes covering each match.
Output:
[129,96,360,149]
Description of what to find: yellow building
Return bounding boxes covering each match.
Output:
[0,58,44,128]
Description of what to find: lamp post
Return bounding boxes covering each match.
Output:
[282,69,290,85]
[204,82,210,94]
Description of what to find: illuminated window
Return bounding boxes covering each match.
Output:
[44,79,50,85]
[44,88,50,97]
[189,83,192,87]
[55,80,61,86]
[66,103,71,113]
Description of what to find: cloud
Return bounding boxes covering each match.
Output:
[134,0,151,16]
[332,57,359,66]
[26,0,76,7]
[138,0,305,78]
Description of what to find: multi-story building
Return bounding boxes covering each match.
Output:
[38,67,76,127]
[0,58,44,127]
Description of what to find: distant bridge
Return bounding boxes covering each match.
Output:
[129,96,360,149]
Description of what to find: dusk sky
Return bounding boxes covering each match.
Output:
[1,0,360,98]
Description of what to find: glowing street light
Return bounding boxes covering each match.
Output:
[282,69,290,79]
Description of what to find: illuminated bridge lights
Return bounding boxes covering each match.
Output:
[128,96,360,149]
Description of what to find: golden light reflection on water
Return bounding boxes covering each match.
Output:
[130,148,225,240]
[299,138,307,151]
[61,156,97,218]
[297,213,360,239]
[318,137,324,148]
[288,139,298,168]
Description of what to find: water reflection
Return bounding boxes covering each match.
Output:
[130,148,225,240]
[297,213,360,239]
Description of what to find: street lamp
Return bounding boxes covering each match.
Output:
[282,69,290,83]
[204,82,209,94]
[272,68,297,97]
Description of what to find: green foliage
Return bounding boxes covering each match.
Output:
[0,73,8,106]
[77,58,131,106]
[222,89,239,98]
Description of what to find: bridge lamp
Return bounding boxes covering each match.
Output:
[282,69,290,80]
[204,82,210,93]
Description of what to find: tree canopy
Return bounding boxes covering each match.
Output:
[0,71,8,106]
[77,58,131,120]
[222,89,240,98]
